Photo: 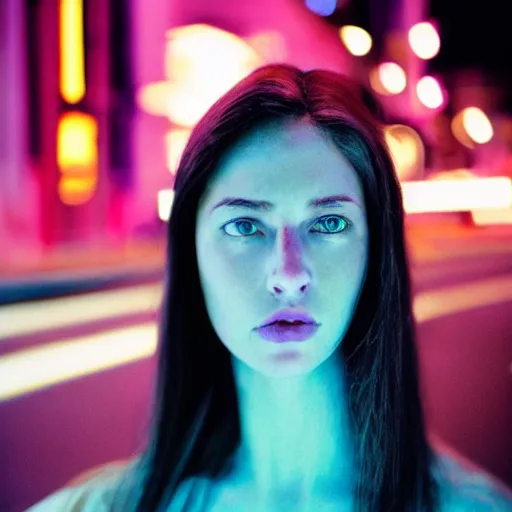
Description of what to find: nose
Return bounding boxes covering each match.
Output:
[267,226,311,302]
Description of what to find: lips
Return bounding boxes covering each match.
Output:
[257,309,319,343]
[257,321,319,343]
[260,309,317,328]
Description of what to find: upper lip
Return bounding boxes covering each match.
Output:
[259,308,317,328]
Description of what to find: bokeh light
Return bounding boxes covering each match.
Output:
[408,21,440,60]
[138,24,262,127]
[402,177,512,213]
[57,111,98,205]
[305,0,337,17]
[462,107,494,144]
[416,76,444,109]
[165,129,191,174]
[58,175,98,206]
[59,0,85,104]
[452,107,494,147]
[246,31,288,62]
[339,25,372,56]
[384,124,425,181]
[158,189,175,222]
[137,82,173,118]
[376,62,407,95]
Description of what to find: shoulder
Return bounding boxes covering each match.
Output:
[25,463,129,512]
[25,484,111,512]
[433,451,512,511]
[452,469,512,512]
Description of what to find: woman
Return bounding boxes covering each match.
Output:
[28,64,512,512]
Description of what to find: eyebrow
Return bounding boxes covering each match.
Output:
[209,194,360,215]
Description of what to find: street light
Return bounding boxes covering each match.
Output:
[408,22,440,60]
[339,26,372,56]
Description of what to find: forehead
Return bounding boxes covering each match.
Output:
[201,120,364,208]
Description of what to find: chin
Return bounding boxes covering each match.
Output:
[250,351,326,378]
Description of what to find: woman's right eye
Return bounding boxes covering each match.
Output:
[222,219,260,237]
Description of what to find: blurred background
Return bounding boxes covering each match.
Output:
[1,0,511,510]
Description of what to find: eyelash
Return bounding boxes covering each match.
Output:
[221,215,352,238]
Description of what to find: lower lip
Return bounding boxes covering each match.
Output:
[256,322,319,343]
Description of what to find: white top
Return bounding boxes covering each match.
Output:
[25,452,512,511]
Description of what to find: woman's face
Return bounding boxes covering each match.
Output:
[195,120,369,377]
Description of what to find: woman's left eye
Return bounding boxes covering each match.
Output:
[312,215,351,234]
[221,215,351,237]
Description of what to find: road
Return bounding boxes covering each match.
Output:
[1,224,511,511]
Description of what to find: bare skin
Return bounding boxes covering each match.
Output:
[194,119,368,509]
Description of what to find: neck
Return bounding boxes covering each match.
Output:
[229,351,355,500]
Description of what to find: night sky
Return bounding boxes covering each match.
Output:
[430,0,512,112]
[429,0,511,81]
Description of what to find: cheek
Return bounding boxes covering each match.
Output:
[197,241,257,320]
[319,237,368,282]
[316,241,368,330]
[201,246,253,293]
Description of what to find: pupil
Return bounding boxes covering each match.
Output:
[239,221,253,234]
[326,217,341,231]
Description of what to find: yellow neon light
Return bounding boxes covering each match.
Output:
[60,0,85,104]
[57,111,98,205]
[58,175,98,205]
[57,111,97,168]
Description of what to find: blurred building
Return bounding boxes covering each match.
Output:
[2,0,510,267]
[0,0,358,266]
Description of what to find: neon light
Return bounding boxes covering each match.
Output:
[158,189,175,221]
[402,177,512,213]
[57,111,98,205]
[471,208,512,226]
[60,0,85,104]
[57,111,97,168]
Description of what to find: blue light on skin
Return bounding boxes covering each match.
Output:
[195,118,369,507]
[305,0,337,17]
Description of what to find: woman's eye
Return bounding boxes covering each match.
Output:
[222,219,260,237]
[222,216,350,238]
[312,215,351,234]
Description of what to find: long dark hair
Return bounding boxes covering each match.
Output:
[114,63,441,511]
